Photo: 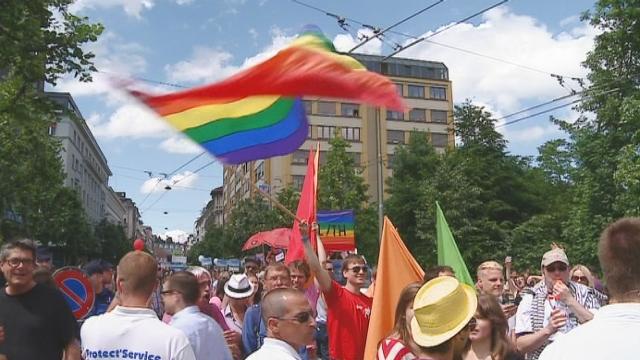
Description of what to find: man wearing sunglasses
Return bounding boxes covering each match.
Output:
[515,247,601,360]
[0,239,78,360]
[301,222,372,360]
[246,288,316,360]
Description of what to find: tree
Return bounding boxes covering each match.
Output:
[94,219,129,264]
[0,0,103,258]
[555,0,640,267]
[385,131,441,253]
[318,135,378,262]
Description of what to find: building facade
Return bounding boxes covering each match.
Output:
[222,54,454,217]
[47,92,112,224]
[117,192,143,240]
[104,186,127,226]
[194,186,224,243]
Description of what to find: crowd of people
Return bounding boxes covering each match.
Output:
[1,217,640,359]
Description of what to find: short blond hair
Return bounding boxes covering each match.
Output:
[117,251,157,297]
[477,261,503,279]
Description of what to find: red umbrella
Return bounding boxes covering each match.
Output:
[242,228,292,251]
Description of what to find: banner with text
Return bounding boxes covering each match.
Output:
[317,209,355,251]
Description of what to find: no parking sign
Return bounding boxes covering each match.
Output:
[53,267,95,320]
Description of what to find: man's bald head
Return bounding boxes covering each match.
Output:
[261,287,304,322]
[260,287,315,349]
[117,251,157,298]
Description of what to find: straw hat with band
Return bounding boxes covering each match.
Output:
[410,276,478,347]
[224,274,254,299]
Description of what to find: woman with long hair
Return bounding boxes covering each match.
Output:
[211,271,230,309]
[463,294,523,360]
[376,282,422,360]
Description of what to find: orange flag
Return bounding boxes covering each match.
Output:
[285,143,320,264]
[363,216,425,359]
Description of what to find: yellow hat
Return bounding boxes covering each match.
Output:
[410,276,478,347]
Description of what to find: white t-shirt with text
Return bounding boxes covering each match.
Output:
[81,306,196,360]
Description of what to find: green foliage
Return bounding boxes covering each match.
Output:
[0,0,103,261]
[318,135,378,262]
[386,101,559,271]
[94,219,130,264]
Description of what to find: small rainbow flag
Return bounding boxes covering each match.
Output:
[126,27,404,164]
[317,210,355,251]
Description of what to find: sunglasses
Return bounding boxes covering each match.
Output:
[348,266,368,274]
[275,311,314,323]
[571,275,588,282]
[545,264,568,272]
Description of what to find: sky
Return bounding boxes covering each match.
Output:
[53,0,599,243]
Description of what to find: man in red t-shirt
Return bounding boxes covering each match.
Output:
[301,223,372,360]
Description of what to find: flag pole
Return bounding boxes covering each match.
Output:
[250,182,301,222]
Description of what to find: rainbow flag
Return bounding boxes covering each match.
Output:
[317,210,355,251]
[126,27,404,164]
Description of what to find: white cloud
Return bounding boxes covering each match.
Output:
[160,229,190,244]
[140,171,200,194]
[159,135,203,154]
[70,0,154,18]
[87,103,172,139]
[175,0,194,4]
[164,27,295,84]
[394,7,596,144]
[333,29,383,55]
[164,47,238,84]
[55,32,149,106]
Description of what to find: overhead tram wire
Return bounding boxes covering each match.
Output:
[383,0,509,60]
[290,0,584,83]
[141,159,218,214]
[347,0,445,53]
[496,87,620,128]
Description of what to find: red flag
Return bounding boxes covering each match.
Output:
[285,143,319,264]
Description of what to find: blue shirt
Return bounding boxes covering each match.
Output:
[171,305,233,360]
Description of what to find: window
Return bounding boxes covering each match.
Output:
[303,100,312,114]
[340,103,360,117]
[408,85,425,98]
[308,125,313,139]
[341,127,361,141]
[317,125,336,139]
[292,150,309,165]
[431,133,449,147]
[431,110,448,124]
[292,175,305,191]
[48,123,56,136]
[387,154,396,168]
[387,130,405,144]
[430,86,447,100]
[317,101,336,115]
[395,83,403,96]
[349,152,361,166]
[409,108,427,122]
[319,151,328,165]
[387,110,404,120]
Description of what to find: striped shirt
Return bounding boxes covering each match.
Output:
[377,338,416,360]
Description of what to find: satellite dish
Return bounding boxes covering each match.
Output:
[198,255,205,262]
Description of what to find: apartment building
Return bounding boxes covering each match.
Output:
[223,54,453,216]
[47,92,112,224]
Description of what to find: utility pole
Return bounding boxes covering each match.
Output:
[376,108,384,242]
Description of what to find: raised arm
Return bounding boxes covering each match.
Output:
[301,222,332,293]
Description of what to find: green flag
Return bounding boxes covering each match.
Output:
[436,201,474,286]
